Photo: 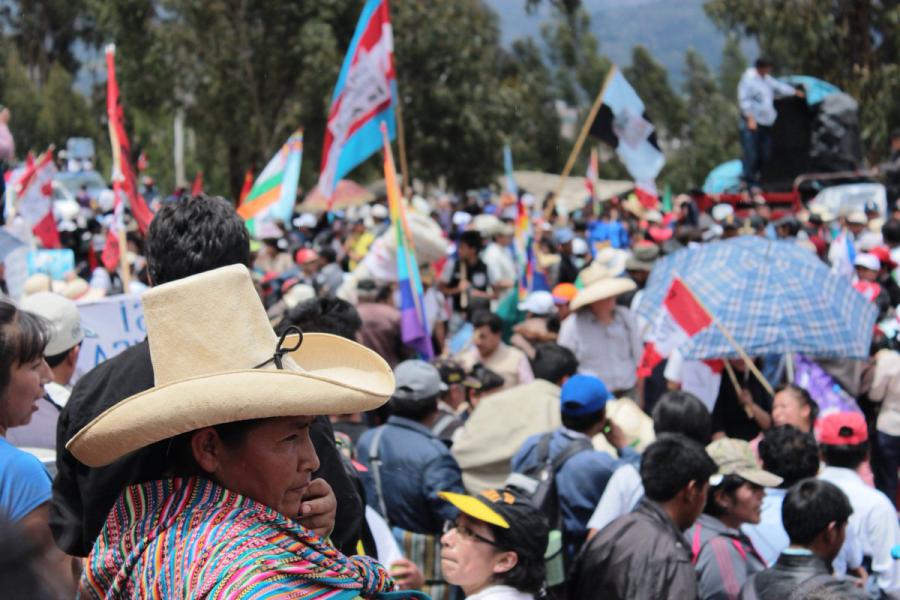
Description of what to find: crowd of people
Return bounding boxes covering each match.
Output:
[1,79,900,595]
[0,180,896,599]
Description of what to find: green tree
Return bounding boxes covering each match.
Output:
[0,0,97,84]
[663,49,739,191]
[87,0,559,196]
[0,43,98,157]
[718,35,746,105]
[624,45,686,139]
[704,0,900,161]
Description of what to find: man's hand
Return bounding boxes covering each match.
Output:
[300,478,337,539]
[603,418,628,450]
[390,558,425,590]
[746,116,757,131]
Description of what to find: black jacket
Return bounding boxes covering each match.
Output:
[51,340,364,557]
[740,551,867,600]
[569,498,697,600]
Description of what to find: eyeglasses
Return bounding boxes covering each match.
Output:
[443,519,501,547]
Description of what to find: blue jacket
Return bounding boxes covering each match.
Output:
[588,220,630,251]
[358,416,465,535]
[511,427,640,556]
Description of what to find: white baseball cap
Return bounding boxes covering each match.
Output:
[20,292,90,356]
[518,291,556,316]
[855,252,881,272]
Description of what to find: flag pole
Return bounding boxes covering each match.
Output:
[385,0,410,194]
[394,92,411,194]
[679,278,775,396]
[552,65,618,204]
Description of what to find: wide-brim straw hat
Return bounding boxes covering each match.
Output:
[67,264,395,467]
[570,277,637,312]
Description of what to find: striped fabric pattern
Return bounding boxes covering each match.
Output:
[637,236,878,360]
[80,477,395,599]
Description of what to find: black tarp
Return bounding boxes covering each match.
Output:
[759,90,863,191]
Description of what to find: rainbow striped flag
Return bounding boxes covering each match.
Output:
[382,123,432,358]
[238,130,303,236]
[505,146,535,300]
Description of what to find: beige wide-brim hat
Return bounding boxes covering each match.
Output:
[570,277,637,312]
[67,264,395,467]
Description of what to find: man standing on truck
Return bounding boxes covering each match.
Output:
[738,58,804,195]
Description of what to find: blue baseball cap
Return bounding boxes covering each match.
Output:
[554,228,575,245]
[560,374,610,416]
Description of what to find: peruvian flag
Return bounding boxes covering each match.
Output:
[638,277,713,376]
[318,0,396,207]
[585,147,599,199]
[13,150,61,248]
[634,182,659,210]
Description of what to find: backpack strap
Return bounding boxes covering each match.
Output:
[368,426,390,527]
[550,436,594,472]
[431,413,457,439]
[536,433,554,465]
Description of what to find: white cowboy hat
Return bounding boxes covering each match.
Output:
[570,277,637,312]
[67,264,395,467]
[593,247,628,276]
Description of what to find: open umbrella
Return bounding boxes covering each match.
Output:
[301,179,375,211]
[637,237,877,359]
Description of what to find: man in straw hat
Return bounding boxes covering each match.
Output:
[67,264,398,597]
[558,266,641,398]
[52,196,366,558]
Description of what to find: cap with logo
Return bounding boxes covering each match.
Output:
[439,488,549,561]
[20,292,90,356]
[560,374,610,417]
[393,359,447,401]
[706,437,783,488]
[432,358,481,389]
[818,412,868,446]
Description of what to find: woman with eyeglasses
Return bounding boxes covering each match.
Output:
[438,489,549,600]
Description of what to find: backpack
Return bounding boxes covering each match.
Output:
[505,432,594,530]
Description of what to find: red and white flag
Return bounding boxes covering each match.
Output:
[584,147,598,199]
[638,277,713,376]
[12,150,60,248]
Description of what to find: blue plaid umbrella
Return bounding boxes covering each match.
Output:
[637,237,877,359]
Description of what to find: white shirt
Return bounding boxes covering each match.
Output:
[482,243,517,286]
[586,463,643,533]
[819,466,900,594]
[558,307,642,391]
[737,67,797,126]
[467,585,534,600]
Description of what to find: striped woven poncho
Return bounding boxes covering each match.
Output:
[80,477,396,599]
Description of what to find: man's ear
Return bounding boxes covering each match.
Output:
[190,428,222,474]
[492,550,519,576]
[66,344,81,367]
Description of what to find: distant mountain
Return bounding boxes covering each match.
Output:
[485,0,757,89]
